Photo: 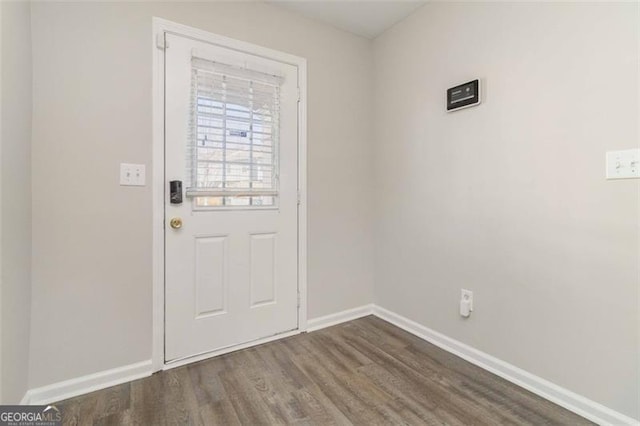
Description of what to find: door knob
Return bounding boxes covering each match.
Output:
[170,217,183,229]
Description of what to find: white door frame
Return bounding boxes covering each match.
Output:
[151,17,308,372]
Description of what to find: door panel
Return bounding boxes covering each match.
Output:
[250,233,277,307]
[164,33,299,362]
[194,235,228,317]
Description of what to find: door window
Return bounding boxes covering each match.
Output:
[188,57,282,208]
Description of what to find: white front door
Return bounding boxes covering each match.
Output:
[164,33,299,363]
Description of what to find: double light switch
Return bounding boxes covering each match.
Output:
[120,163,146,186]
[606,149,639,180]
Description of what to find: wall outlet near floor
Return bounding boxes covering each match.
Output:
[460,289,473,318]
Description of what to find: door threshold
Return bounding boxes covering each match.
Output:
[163,328,301,370]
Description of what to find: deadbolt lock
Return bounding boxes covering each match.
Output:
[170,217,183,230]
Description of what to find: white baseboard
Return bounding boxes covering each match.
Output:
[306,304,374,332]
[22,304,374,405]
[18,305,638,426]
[372,305,639,426]
[23,304,376,406]
[22,360,152,405]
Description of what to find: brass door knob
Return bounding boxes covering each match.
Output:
[170,217,183,229]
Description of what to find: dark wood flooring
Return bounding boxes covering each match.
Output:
[56,316,592,425]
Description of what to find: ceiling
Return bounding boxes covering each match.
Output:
[268,1,426,39]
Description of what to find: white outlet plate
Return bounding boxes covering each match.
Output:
[606,149,639,180]
[461,289,473,311]
[120,163,146,186]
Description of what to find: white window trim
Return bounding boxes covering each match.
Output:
[151,17,308,372]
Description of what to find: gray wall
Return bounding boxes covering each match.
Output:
[373,2,639,419]
[16,2,640,418]
[1,1,33,404]
[29,2,374,389]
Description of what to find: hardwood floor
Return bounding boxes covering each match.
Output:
[56,316,592,425]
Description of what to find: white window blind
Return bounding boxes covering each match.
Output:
[188,56,282,207]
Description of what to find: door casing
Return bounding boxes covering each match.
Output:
[151,17,308,372]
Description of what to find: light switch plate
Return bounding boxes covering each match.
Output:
[120,163,146,186]
[606,149,639,180]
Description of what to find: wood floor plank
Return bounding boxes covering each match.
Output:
[92,383,131,422]
[290,353,395,424]
[267,341,354,425]
[59,387,102,426]
[291,387,349,426]
[333,330,484,425]
[188,357,227,406]
[54,316,593,425]
[93,409,135,426]
[350,317,589,425]
[242,348,307,424]
[128,373,167,426]
[166,367,201,424]
[198,399,242,426]
[382,333,587,425]
[218,351,290,425]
